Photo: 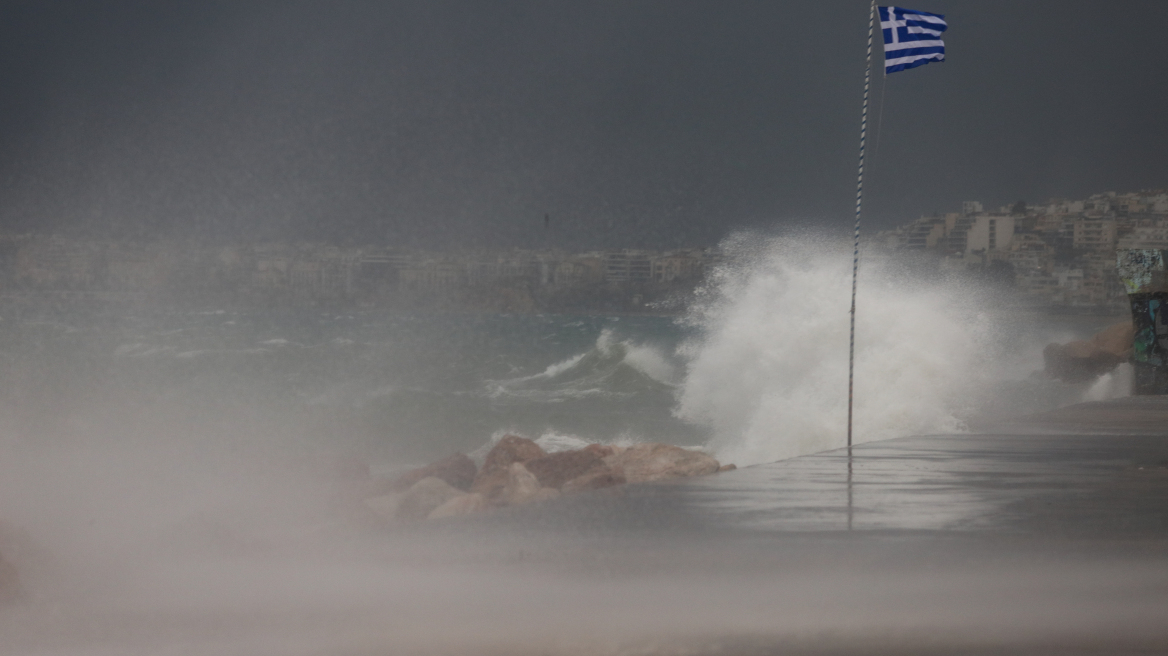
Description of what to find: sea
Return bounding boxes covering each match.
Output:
[0,235,1142,656]
[0,235,1128,470]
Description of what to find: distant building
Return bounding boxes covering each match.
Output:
[1072,218,1117,251]
[399,258,465,293]
[553,254,605,286]
[902,217,947,250]
[652,249,707,283]
[966,215,1015,253]
[1118,226,1168,250]
[604,250,653,282]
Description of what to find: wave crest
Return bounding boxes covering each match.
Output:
[676,233,991,467]
[487,329,677,403]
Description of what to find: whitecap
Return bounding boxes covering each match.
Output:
[622,343,677,385]
[676,232,992,467]
[261,338,296,347]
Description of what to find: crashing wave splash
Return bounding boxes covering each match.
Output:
[676,233,991,467]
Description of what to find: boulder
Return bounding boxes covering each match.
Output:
[469,466,511,500]
[583,443,616,458]
[385,453,478,493]
[524,449,604,489]
[1044,321,1133,383]
[603,443,720,483]
[472,435,546,499]
[428,493,487,520]
[396,477,466,522]
[481,435,545,476]
[499,463,560,506]
[1094,321,1136,356]
[718,464,737,472]
[562,465,626,494]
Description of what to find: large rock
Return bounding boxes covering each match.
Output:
[1094,321,1136,356]
[471,435,546,499]
[499,462,541,505]
[428,493,487,520]
[524,449,604,489]
[499,463,559,506]
[583,443,616,458]
[385,453,478,493]
[396,477,466,521]
[1044,321,1134,383]
[481,435,545,476]
[603,443,720,483]
[469,467,511,500]
[562,465,626,494]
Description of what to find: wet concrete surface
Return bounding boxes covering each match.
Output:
[491,398,1168,539]
[406,397,1168,653]
[5,398,1168,655]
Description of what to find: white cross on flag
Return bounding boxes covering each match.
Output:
[879,6,947,74]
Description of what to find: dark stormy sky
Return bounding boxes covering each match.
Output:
[0,0,1165,250]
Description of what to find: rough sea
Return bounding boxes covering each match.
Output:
[0,236,1127,472]
[0,235,1140,656]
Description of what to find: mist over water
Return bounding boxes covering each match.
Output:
[0,235,1136,655]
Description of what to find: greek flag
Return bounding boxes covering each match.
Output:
[879,6,947,74]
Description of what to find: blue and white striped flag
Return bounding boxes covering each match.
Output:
[879,6,947,74]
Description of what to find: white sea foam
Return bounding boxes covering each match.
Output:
[174,348,271,359]
[624,346,676,384]
[676,233,992,467]
[487,329,676,404]
[533,431,593,453]
[468,429,625,466]
[114,343,176,358]
[535,352,588,380]
[1082,362,1133,402]
[594,329,676,384]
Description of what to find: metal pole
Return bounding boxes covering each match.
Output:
[848,0,875,451]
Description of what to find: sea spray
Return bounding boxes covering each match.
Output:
[467,428,643,467]
[1082,362,1133,402]
[486,329,679,404]
[676,233,993,467]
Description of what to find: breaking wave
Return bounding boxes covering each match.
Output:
[676,233,994,467]
[487,329,678,404]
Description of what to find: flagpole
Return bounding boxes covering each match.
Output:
[848,0,875,451]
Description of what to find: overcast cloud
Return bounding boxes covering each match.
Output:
[0,0,1164,249]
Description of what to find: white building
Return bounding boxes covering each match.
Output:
[965,215,1015,253]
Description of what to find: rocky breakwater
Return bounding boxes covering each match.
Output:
[362,435,731,523]
[1044,321,1134,383]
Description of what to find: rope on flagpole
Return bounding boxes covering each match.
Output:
[848,0,875,450]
